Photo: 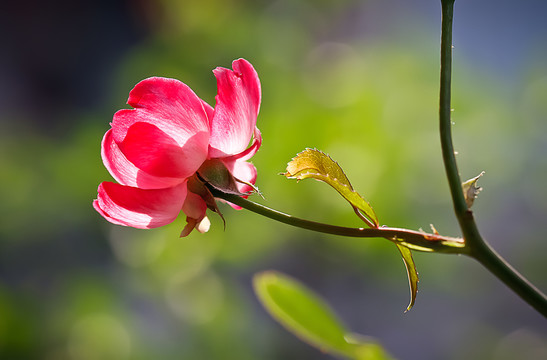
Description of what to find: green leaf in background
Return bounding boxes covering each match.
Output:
[253,271,394,360]
[394,244,419,312]
[345,334,396,360]
[283,148,379,228]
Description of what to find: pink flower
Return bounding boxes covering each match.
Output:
[93,59,262,236]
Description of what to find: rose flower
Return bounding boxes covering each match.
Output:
[93,59,261,236]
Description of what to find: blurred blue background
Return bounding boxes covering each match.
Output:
[1,0,546,359]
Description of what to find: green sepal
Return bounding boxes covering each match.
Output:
[197,159,246,196]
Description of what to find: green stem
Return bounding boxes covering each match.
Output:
[439,0,547,316]
[472,239,547,317]
[209,188,464,254]
[440,0,467,220]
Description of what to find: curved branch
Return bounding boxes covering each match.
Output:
[209,187,464,254]
[439,0,547,317]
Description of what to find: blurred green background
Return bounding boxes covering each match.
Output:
[1,0,546,359]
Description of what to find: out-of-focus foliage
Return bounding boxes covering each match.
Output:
[254,270,393,359]
[1,0,546,359]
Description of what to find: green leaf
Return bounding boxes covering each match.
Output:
[283,149,420,312]
[395,244,419,312]
[253,271,355,357]
[345,334,396,360]
[284,149,379,228]
[253,271,394,360]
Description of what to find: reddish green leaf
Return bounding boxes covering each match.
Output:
[284,149,378,228]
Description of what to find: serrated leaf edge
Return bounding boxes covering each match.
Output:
[294,171,379,227]
[283,149,379,227]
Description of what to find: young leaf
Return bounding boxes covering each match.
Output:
[284,149,379,228]
[284,149,421,311]
[462,171,484,208]
[395,244,419,312]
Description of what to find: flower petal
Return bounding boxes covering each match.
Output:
[93,182,187,229]
[114,77,211,144]
[222,127,262,163]
[115,120,208,178]
[209,59,261,157]
[201,99,214,125]
[180,216,210,237]
[179,191,209,237]
[127,77,210,135]
[101,129,185,189]
[111,77,210,177]
[182,191,208,220]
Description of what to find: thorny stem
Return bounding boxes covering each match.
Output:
[209,188,464,254]
[440,0,467,220]
[440,0,547,316]
[209,0,546,318]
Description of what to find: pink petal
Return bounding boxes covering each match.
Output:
[180,216,210,237]
[182,191,208,220]
[201,99,214,125]
[93,182,187,229]
[101,129,185,189]
[127,77,211,134]
[115,119,208,179]
[179,191,209,237]
[209,59,261,158]
[111,77,210,178]
[221,127,262,163]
